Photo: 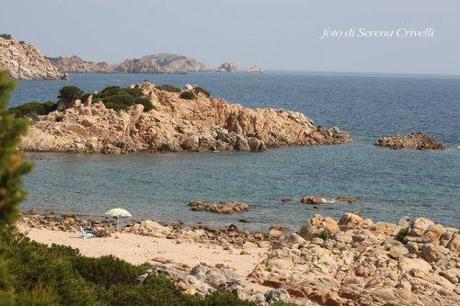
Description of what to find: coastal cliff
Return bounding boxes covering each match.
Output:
[47,55,112,73]
[113,53,206,73]
[19,82,350,153]
[0,36,62,80]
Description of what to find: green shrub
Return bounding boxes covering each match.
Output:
[58,86,84,104]
[8,101,57,118]
[155,84,182,93]
[194,87,211,98]
[179,91,196,100]
[0,70,32,237]
[0,239,257,305]
[72,255,144,289]
[396,227,410,243]
[0,34,12,40]
[319,230,331,241]
[93,86,152,112]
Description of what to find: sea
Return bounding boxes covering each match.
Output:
[9,72,460,230]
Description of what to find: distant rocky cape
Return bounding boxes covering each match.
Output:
[47,56,112,73]
[49,54,207,74]
[0,36,63,80]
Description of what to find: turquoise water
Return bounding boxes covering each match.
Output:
[12,72,460,230]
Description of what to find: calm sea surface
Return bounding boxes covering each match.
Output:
[10,72,460,230]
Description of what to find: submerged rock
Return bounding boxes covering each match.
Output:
[376,133,446,150]
[300,195,358,205]
[188,200,249,214]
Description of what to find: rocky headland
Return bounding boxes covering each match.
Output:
[47,55,112,73]
[113,53,206,74]
[19,82,350,153]
[376,133,446,150]
[0,35,63,80]
[19,212,460,305]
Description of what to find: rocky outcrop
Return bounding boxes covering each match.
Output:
[249,213,460,306]
[0,36,62,80]
[188,201,249,214]
[138,263,291,305]
[216,62,238,72]
[47,55,112,73]
[113,53,206,74]
[20,82,351,153]
[376,133,446,150]
[300,196,358,205]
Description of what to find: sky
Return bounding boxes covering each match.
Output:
[1,0,459,74]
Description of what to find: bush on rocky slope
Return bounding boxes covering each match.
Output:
[8,101,57,118]
[92,86,153,112]
[193,86,211,98]
[155,84,182,93]
[179,90,197,100]
[58,85,84,104]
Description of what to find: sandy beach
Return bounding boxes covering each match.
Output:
[18,224,272,293]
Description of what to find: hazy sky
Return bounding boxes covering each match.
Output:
[1,0,459,74]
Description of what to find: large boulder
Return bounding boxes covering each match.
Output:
[298,215,340,240]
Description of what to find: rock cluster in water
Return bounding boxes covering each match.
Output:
[188,201,250,214]
[215,62,238,72]
[47,55,112,73]
[249,213,460,305]
[300,195,358,205]
[0,36,63,80]
[20,82,350,153]
[376,133,446,150]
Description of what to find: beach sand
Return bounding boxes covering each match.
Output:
[19,225,270,292]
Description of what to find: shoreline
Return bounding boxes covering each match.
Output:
[19,211,460,305]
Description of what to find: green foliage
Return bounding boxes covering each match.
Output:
[93,86,153,112]
[155,84,182,93]
[179,91,197,100]
[396,227,410,243]
[319,230,331,241]
[0,70,32,238]
[0,34,12,40]
[58,86,84,104]
[0,238,257,305]
[72,255,144,289]
[194,86,211,98]
[7,101,57,118]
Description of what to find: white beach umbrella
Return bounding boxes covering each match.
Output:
[105,208,132,231]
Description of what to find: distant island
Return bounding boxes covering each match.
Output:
[48,53,206,74]
[46,55,112,73]
[0,35,267,79]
